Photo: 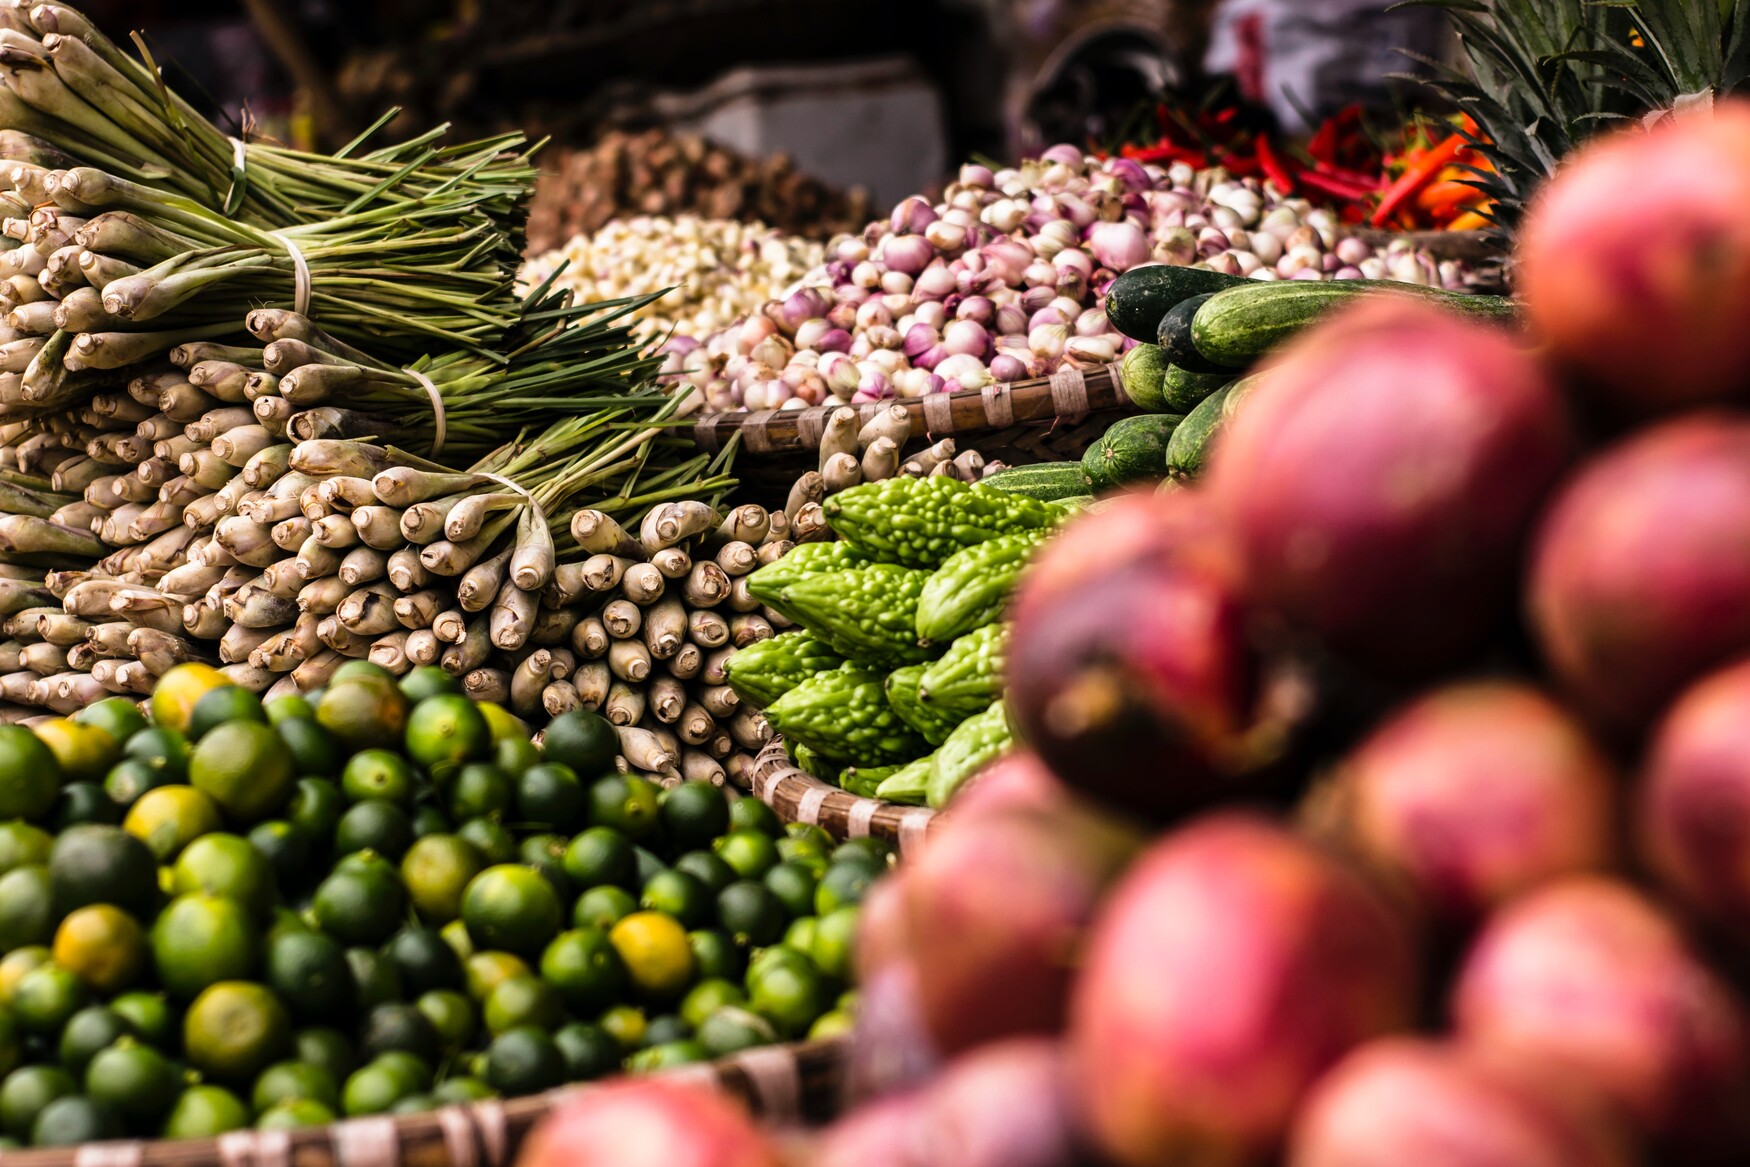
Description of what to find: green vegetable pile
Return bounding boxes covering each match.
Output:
[725,476,1064,808]
[0,662,881,1146]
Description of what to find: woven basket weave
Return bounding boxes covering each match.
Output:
[0,1039,846,1167]
[752,738,939,855]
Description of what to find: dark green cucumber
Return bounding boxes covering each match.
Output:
[1161,364,1231,413]
[1105,265,1248,342]
[1084,413,1183,492]
[1191,280,1519,367]
[980,463,1090,501]
[1117,343,1170,412]
[1165,374,1260,480]
[1156,293,1234,373]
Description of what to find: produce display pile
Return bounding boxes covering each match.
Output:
[512,103,1750,1167]
[659,149,1468,412]
[0,667,884,1145]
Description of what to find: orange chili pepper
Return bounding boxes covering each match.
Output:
[1371,133,1469,227]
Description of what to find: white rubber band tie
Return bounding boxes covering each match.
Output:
[405,367,446,457]
[276,234,311,318]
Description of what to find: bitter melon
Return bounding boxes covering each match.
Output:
[744,542,868,621]
[765,665,929,765]
[927,699,1014,807]
[780,564,935,668]
[884,663,962,746]
[915,530,1046,645]
[823,476,1064,569]
[916,622,1007,721]
[724,631,847,709]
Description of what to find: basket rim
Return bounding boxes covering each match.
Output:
[751,737,939,854]
[0,1037,848,1167]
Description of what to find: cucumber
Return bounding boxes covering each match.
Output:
[1156,294,1233,373]
[980,463,1090,501]
[1161,364,1231,413]
[1191,280,1520,367]
[1118,343,1170,412]
[1165,374,1260,481]
[1104,264,1249,342]
[1084,414,1183,492]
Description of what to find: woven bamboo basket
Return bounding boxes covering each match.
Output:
[0,1039,847,1167]
[751,738,940,854]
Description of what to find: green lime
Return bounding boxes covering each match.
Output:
[775,837,830,877]
[714,829,780,880]
[687,930,743,982]
[247,821,312,893]
[680,979,746,1031]
[123,727,189,783]
[190,722,296,824]
[518,835,572,898]
[461,866,562,958]
[553,1022,619,1082]
[31,1094,123,1146]
[541,710,617,779]
[431,1076,494,1105]
[644,1013,691,1048]
[572,885,637,931]
[674,850,737,895]
[817,861,877,914]
[463,951,531,1003]
[812,906,859,980]
[0,948,48,1005]
[727,797,783,839]
[285,778,345,840]
[294,1028,356,1084]
[457,817,516,865]
[440,920,473,963]
[255,1098,335,1130]
[0,727,59,821]
[627,1040,707,1072]
[447,763,513,821]
[50,782,121,829]
[332,661,394,686]
[75,699,148,749]
[411,807,451,838]
[515,764,585,833]
[763,862,819,919]
[265,930,351,1021]
[660,783,730,852]
[0,1065,74,1138]
[54,904,147,994]
[587,774,661,840]
[335,800,413,860]
[483,975,563,1036]
[149,663,228,736]
[697,1007,777,1057]
[0,866,53,952]
[162,1084,249,1138]
[183,982,292,1083]
[0,823,50,876]
[341,750,417,807]
[747,944,816,985]
[346,948,402,1013]
[749,959,828,1038]
[608,912,694,1002]
[11,965,87,1034]
[340,1063,406,1117]
[187,686,266,742]
[251,1061,340,1113]
[477,703,526,745]
[414,990,474,1050]
[264,695,315,726]
[57,1006,128,1077]
[482,1027,565,1096]
[640,870,712,930]
[831,838,893,866]
[563,828,637,891]
[391,1093,435,1115]
[103,759,171,808]
[782,916,818,957]
[275,718,341,779]
[51,823,157,917]
[86,1040,181,1125]
[110,992,175,1051]
[494,736,540,779]
[173,833,274,917]
[311,867,404,946]
[716,882,787,948]
[405,695,490,778]
[597,1004,646,1052]
[399,667,460,703]
[34,719,121,784]
[151,893,259,999]
[808,1010,854,1040]
[315,678,410,754]
[385,927,463,997]
[539,928,626,1015]
[634,847,668,889]
[400,834,485,925]
[123,785,221,861]
[359,1003,440,1062]
[371,1051,433,1093]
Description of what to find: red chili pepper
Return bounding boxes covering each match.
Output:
[1297,168,1379,202]
[1255,135,1296,193]
[1371,132,1468,227]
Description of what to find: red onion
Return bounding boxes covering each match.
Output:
[826,302,857,331]
[880,270,913,295]
[748,334,793,370]
[1020,285,1056,313]
[890,195,938,236]
[768,287,829,333]
[981,239,1033,285]
[854,299,892,331]
[936,353,989,389]
[942,319,990,358]
[833,237,867,263]
[955,295,994,325]
[1040,143,1084,166]
[831,283,868,306]
[959,162,995,187]
[792,318,831,351]
[864,324,901,351]
[880,292,911,315]
[989,353,1028,383]
[914,261,957,300]
[1073,307,1107,337]
[1029,324,1068,359]
[819,352,859,395]
[880,234,933,276]
[912,301,948,331]
[1022,260,1056,288]
[905,324,943,367]
[994,304,1027,335]
[1088,220,1149,270]
[815,328,852,354]
[1056,192,1096,228]
[851,260,880,288]
[925,221,967,253]
[735,315,776,353]
[853,369,893,402]
[916,372,946,395]
[1107,156,1152,192]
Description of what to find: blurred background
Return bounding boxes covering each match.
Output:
[105,0,1456,251]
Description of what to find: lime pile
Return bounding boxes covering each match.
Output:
[0,662,883,1146]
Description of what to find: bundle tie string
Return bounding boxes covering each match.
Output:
[480,472,545,528]
[230,136,311,316]
[404,367,446,458]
